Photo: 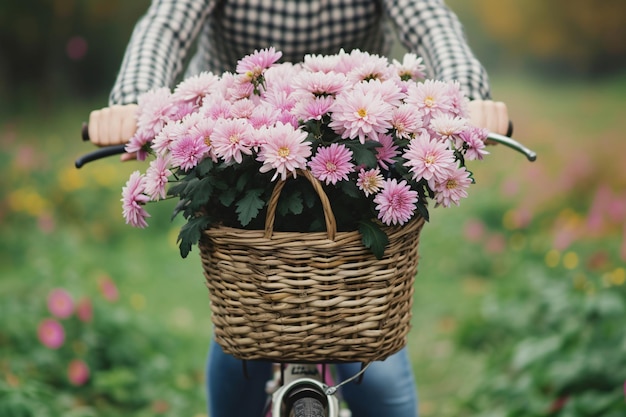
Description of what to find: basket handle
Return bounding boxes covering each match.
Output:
[264,169,337,240]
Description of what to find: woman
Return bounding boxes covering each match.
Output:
[88,1,509,415]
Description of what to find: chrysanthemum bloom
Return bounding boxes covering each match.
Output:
[292,96,334,122]
[236,47,282,78]
[125,129,153,161]
[391,104,423,139]
[302,53,341,73]
[248,104,280,129]
[329,87,393,144]
[98,275,119,302]
[403,132,456,186]
[76,297,93,323]
[374,179,418,226]
[347,56,395,83]
[358,79,404,108]
[405,79,452,122]
[444,80,470,118]
[212,118,254,164]
[144,155,172,200]
[294,71,348,97]
[121,171,150,228]
[429,114,467,142]
[376,133,399,170]
[257,122,311,181]
[357,168,384,196]
[172,71,219,107]
[37,319,65,349]
[392,53,426,81]
[47,288,74,319]
[433,166,472,207]
[188,117,218,161]
[169,127,210,171]
[459,126,489,161]
[67,359,90,386]
[230,98,256,119]
[200,96,233,120]
[309,143,355,185]
[151,120,186,155]
[136,87,175,136]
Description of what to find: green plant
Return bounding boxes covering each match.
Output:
[456,266,626,417]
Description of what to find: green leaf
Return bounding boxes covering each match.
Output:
[177,215,211,258]
[345,141,380,168]
[359,219,389,259]
[277,190,304,216]
[236,189,265,226]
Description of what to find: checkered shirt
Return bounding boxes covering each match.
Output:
[109,0,491,105]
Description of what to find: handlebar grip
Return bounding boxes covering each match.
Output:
[75,145,127,169]
[82,122,90,141]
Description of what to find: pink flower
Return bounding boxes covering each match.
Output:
[357,168,384,196]
[309,143,355,185]
[67,359,90,386]
[136,87,175,136]
[376,133,399,170]
[38,319,65,349]
[125,129,153,161]
[445,80,470,118]
[98,275,119,302]
[76,297,93,323]
[248,105,280,129]
[144,155,172,200]
[121,171,150,228]
[212,118,254,164]
[391,104,423,139]
[347,55,395,83]
[294,71,348,97]
[392,53,426,81]
[329,86,393,144]
[292,96,334,122]
[236,47,282,77]
[169,132,210,171]
[459,126,489,161]
[403,132,456,186]
[374,179,418,226]
[405,80,452,122]
[433,166,473,207]
[47,288,74,319]
[257,122,311,181]
[429,114,467,142]
[172,71,219,107]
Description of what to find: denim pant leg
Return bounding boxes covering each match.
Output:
[206,339,272,417]
[335,347,418,417]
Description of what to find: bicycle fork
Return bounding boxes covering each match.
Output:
[270,363,340,417]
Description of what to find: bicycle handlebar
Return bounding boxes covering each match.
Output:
[74,121,536,168]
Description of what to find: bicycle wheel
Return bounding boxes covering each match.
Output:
[290,396,325,417]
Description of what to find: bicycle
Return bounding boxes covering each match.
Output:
[75,124,536,417]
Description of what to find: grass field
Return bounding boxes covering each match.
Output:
[1,72,625,416]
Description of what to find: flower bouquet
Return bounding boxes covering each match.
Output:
[122,47,489,259]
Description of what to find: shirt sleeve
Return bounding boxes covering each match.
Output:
[383,0,491,100]
[109,0,216,105]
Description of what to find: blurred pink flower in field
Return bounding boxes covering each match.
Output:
[37,212,56,234]
[485,233,506,254]
[98,275,119,302]
[38,319,65,349]
[47,289,74,318]
[463,218,485,243]
[76,297,93,323]
[67,359,90,386]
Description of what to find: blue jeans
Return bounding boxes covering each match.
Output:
[206,339,418,417]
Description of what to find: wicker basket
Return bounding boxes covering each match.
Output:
[199,169,425,363]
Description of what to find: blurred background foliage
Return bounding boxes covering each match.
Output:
[1,0,625,114]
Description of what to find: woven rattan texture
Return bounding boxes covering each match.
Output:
[199,215,424,363]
